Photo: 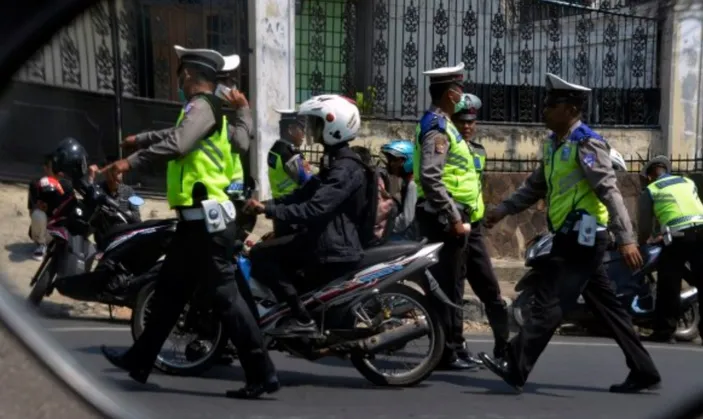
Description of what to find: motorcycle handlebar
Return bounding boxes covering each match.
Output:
[78,179,135,223]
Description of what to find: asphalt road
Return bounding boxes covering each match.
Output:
[39,316,703,419]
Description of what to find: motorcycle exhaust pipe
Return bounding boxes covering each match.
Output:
[360,321,430,354]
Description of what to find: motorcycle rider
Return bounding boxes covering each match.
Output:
[28,153,59,259]
[413,62,493,370]
[637,155,703,343]
[449,92,511,367]
[99,45,278,399]
[266,108,313,237]
[480,73,661,393]
[381,140,419,241]
[244,94,367,336]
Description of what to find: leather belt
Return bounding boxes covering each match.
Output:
[572,220,607,232]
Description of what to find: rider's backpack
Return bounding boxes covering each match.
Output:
[339,154,398,248]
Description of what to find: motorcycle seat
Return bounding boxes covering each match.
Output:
[357,241,423,270]
[100,219,177,248]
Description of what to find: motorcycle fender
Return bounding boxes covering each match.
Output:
[680,287,698,306]
[515,271,540,292]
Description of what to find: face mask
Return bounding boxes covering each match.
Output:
[453,91,466,114]
[177,88,187,104]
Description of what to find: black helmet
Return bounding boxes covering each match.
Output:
[51,137,88,181]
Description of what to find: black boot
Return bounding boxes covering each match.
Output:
[477,352,523,393]
[225,376,281,399]
[100,346,150,384]
[609,373,661,393]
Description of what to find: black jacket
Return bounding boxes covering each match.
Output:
[264,144,367,263]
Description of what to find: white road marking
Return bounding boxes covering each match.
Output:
[464,337,703,352]
[48,326,130,333]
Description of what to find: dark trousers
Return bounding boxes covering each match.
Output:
[416,207,468,361]
[507,230,659,385]
[233,200,257,242]
[465,222,509,357]
[126,219,275,384]
[249,233,356,320]
[654,237,703,336]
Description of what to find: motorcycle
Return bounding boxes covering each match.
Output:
[28,179,177,310]
[131,237,457,387]
[511,232,700,341]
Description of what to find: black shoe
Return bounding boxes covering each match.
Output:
[457,347,484,368]
[609,374,661,393]
[266,319,318,337]
[477,352,523,393]
[437,356,480,371]
[225,377,281,399]
[100,345,149,384]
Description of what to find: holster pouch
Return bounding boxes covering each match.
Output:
[201,199,237,234]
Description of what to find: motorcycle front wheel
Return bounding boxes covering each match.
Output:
[28,253,55,306]
[130,281,228,376]
[674,301,700,342]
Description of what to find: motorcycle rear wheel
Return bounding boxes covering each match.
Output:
[674,301,700,342]
[349,283,445,387]
[131,281,228,376]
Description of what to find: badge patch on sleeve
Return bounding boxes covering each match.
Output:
[184,102,194,114]
[434,137,448,154]
[582,152,596,168]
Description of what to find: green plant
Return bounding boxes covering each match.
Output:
[355,85,377,115]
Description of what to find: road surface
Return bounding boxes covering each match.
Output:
[40,317,703,419]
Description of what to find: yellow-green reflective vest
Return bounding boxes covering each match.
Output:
[543,124,608,231]
[166,97,232,208]
[647,174,703,230]
[412,111,484,222]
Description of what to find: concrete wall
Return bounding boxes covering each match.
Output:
[345,118,662,160]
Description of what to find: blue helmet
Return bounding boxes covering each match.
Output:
[381,139,414,174]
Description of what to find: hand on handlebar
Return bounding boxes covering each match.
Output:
[243,199,265,215]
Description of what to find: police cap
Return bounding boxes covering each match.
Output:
[275,108,305,127]
[423,62,465,87]
[453,93,482,121]
[545,73,590,106]
[174,45,225,81]
[641,155,672,177]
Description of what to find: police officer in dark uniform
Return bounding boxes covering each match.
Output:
[637,155,703,343]
[266,109,312,237]
[413,62,484,370]
[479,73,661,393]
[450,93,510,366]
[99,45,278,399]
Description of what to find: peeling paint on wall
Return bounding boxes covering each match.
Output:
[677,17,702,155]
[251,0,294,199]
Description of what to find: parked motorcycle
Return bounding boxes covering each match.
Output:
[28,179,176,309]
[131,237,456,387]
[511,232,700,341]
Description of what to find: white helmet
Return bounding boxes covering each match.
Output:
[298,94,360,146]
[609,147,627,172]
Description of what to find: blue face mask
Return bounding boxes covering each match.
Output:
[178,88,187,103]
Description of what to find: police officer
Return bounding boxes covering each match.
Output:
[450,93,510,364]
[413,62,483,370]
[479,73,661,393]
[637,155,703,343]
[217,53,258,240]
[266,109,312,237]
[99,45,279,399]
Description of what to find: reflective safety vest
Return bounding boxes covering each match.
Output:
[413,111,484,222]
[647,174,703,231]
[543,124,608,231]
[166,96,233,208]
[268,140,302,199]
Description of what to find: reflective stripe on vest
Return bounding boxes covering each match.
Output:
[543,124,608,231]
[412,111,485,222]
[268,150,299,199]
[647,175,703,231]
[166,107,232,208]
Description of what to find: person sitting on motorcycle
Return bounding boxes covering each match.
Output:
[244,94,367,335]
[637,155,703,343]
[381,140,419,241]
[27,153,58,259]
[28,175,70,260]
[88,156,142,223]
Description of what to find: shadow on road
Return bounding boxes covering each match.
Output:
[5,242,36,262]
[430,372,612,397]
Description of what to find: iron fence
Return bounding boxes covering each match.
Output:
[295,0,660,126]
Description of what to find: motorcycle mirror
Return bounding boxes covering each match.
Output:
[128,195,145,207]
